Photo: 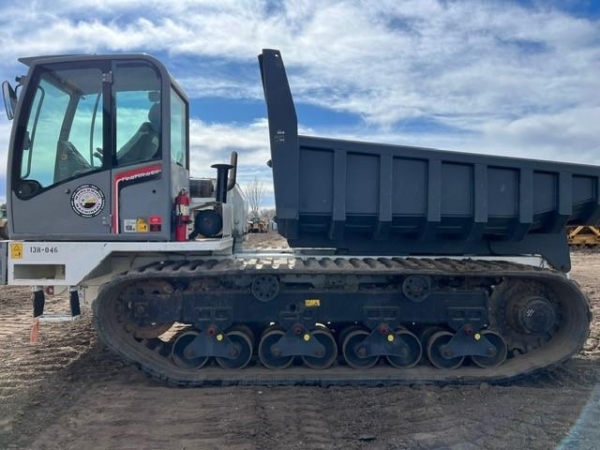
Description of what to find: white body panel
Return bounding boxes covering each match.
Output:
[7,238,234,286]
[4,237,557,312]
[4,236,555,309]
[7,237,550,287]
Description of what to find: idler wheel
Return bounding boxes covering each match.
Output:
[301,328,338,370]
[471,331,508,368]
[121,280,175,339]
[426,331,465,370]
[215,329,254,370]
[386,329,423,369]
[342,329,379,369]
[509,296,557,335]
[171,331,210,369]
[258,329,294,370]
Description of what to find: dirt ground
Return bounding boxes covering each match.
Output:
[0,234,599,450]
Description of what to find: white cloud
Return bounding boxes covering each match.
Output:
[0,0,599,208]
[188,117,270,177]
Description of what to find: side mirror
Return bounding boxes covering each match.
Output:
[2,81,17,120]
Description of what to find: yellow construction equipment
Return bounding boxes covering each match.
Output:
[568,226,600,247]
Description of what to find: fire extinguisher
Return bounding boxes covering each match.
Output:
[174,188,190,241]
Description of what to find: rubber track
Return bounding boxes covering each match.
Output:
[93,256,592,387]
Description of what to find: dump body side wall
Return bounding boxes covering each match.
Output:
[292,135,600,240]
[259,49,600,271]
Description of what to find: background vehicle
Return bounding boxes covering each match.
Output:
[1,50,599,386]
[568,226,600,247]
[248,215,268,233]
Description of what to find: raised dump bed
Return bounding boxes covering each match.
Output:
[260,50,600,271]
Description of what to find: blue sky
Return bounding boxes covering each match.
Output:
[0,0,599,207]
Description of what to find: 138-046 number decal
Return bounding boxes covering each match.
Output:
[29,246,59,254]
[10,243,60,259]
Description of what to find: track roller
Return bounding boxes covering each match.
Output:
[418,326,445,347]
[301,328,338,369]
[215,327,254,370]
[171,331,210,369]
[342,328,379,369]
[426,331,465,370]
[386,329,423,369]
[258,328,295,369]
[471,331,508,368]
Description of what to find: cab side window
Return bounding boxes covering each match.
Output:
[115,63,162,166]
[170,88,187,167]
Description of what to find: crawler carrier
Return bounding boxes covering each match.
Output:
[1,50,599,386]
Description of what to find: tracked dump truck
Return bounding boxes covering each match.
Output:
[1,50,599,386]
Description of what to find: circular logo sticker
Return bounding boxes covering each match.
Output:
[71,184,105,218]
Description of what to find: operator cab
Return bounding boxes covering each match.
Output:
[3,54,189,240]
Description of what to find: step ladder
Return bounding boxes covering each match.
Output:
[30,287,82,342]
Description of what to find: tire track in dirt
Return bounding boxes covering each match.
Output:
[321,384,594,450]
[515,359,600,390]
[0,308,30,340]
[0,291,95,444]
[252,387,341,450]
[25,386,261,450]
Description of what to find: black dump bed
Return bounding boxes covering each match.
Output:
[259,50,600,271]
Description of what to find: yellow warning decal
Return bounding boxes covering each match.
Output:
[136,218,149,233]
[10,242,23,259]
[304,299,321,307]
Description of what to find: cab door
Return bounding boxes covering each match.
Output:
[108,60,169,240]
[9,61,113,240]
